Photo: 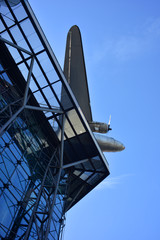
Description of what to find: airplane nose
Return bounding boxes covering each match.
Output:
[121,144,125,151]
[116,141,125,151]
[121,143,125,150]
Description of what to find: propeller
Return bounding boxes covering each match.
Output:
[108,115,112,131]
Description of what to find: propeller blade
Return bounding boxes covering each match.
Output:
[108,115,111,126]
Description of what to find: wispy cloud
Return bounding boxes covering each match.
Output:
[113,36,144,61]
[95,173,134,190]
[91,36,144,63]
[145,17,160,35]
[91,17,160,63]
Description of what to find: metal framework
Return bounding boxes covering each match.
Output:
[0,44,62,139]
[0,0,110,239]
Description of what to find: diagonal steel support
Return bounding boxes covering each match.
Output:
[0,54,35,137]
[23,56,35,106]
[7,181,35,239]
[44,114,65,239]
[23,149,58,240]
[0,37,64,139]
[0,105,24,137]
[25,105,63,114]
[0,36,33,55]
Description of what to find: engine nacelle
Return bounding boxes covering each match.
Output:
[94,133,125,152]
[88,121,111,133]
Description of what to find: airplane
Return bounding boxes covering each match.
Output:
[63,25,125,152]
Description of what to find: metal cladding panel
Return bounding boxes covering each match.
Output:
[64,132,98,162]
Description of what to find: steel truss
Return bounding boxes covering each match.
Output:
[0,39,62,138]
[0,34,94,239]
[0,37,67,239]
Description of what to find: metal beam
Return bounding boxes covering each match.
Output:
[23,56,35,106]
[23,149,57,240]
[65,185,84,213]
[0,36,33,56]
[25,105,63,114]
[0,105,24,137]
[63,159,89,169]
[44,114,65,239]
[7,181,35,239]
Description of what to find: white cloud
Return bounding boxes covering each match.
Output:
[95,173,134,190]
[91,36,143,64]
[91,17,160,64]
[145,17,160,36]
[113,36,143,61]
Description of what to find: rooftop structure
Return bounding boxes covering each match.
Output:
[0,0,109,239]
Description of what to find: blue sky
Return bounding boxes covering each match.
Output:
[29,1,160,239]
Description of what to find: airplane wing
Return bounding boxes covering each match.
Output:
[63,25,93,122]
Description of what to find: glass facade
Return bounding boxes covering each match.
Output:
[0,61,66,239]
[0,1,110,239]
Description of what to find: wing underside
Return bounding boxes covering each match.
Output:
[63,25,92,122]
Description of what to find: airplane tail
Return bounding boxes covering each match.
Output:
[63,25,92,122]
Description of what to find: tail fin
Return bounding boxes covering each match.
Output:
[63,25,92,122]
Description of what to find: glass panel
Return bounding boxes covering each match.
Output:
[80,171,93,181]
[46,70,60,86]
[33,90,47,106]
[9,24,30,51]
[61,84,73,110]
[81,160,95,171]
[67,109,86,136]
[87,172,104,185]
[6,45,22,63]
[91,156,105,172]
[0,69,12,85]
[1,9,15,27]
[32,59,43,78]
[20,18,43,52]
[42,86,60,108]
[13,3,27,22]
[29,77,38,92]
[73,170,81,176]
[10,25,23,44]
[0,19,5,32]
[18,62,29,79]
[1,31,12,41]
[37,51,55,74]
[35,74,48,88]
